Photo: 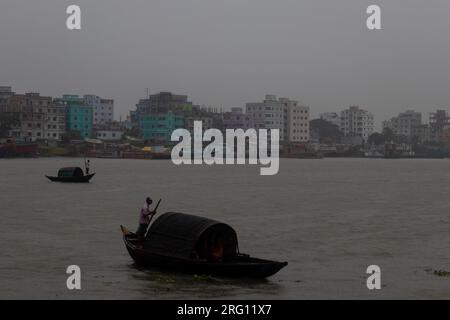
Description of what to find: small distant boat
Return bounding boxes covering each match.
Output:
[46,167,95,183]
[121,212,288,278]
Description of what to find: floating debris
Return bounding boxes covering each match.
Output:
[193,274,215,282]
[433,270,450,277]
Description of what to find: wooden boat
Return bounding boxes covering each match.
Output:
[121,212,288,278]
[46,167,95,183]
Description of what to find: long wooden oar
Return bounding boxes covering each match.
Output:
[145,198,161,238]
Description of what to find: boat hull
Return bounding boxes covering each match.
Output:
[45,173,95,183]
[121,226,287,278]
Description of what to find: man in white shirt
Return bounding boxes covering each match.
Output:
[136,197,156,239]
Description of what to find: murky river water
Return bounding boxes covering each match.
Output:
[1,158,450,299]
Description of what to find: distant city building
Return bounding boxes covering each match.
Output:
[2,88,73,141]
[45,99,66,141]
[0,86,14,111]
[0,87,20,138]
[139,112,184,142]
[0,86,13,94]
[132,92,192,120]
[199,105,220,114]
[284,99,309,143]
[130,92,198,142]
[246,95,287,140]
[411,124,431,143]
[429,109,450,142]
[382,110,422,140]
[185,116,213,138]
[20,93,54,141]
[56,95,93,139]
[95,129,124,141]
[94,121,125,141]
[83,95,114,125]
[246,95,309,143]
[340,106,374,142]
[320,112,340,127]
[222,107,255,131]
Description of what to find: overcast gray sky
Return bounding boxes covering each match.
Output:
[1,0,450,129]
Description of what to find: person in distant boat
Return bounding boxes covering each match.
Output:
[136,197,156,240]
[85,159,90,175]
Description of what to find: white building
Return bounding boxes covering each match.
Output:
[44,101,66,140]
[382,110,422,138]
[283,99,309,143]
[246,95,310,143]
[340,106,374,142]
[320,112,340,127]
[246,95,287,141]
[84,95,114,125]
[95,129,124,141]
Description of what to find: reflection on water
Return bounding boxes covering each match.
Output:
[127,263,282,299]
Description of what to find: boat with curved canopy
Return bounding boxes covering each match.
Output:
[46,167,95,183]
[121,212,287,278]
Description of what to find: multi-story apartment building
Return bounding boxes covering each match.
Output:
[429,110,450,142]
[185,116,213,139]
[1,88,65,140]
[131,92,194,142]
[0,86,14,111]
[93,121,125,141]
[246,95,309,143]
[222,107,255,131]
[340,106,374,142]
[132,92,193,121]
[0,87,21,138]
[283,98,309,143]
[382,110,422,139]
[20,93,53,141]
[412,124,432,144]
[246,95,287,140]
[139,112,184,142]
[55,95,93,139]
[83,95,114,125]
[99,99,114,124]
[46,100,66,140]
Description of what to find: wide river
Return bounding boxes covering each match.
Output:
[1,158,450,299]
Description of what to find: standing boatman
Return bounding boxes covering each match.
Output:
[136,197,156,240]
[85,159,90,175]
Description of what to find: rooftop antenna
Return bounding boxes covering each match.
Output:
[146,88,149,99]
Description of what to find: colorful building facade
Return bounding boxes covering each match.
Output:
[57,95,93,139]
[139,112,184,142]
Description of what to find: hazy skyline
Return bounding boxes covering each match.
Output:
[1,0,450,129]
